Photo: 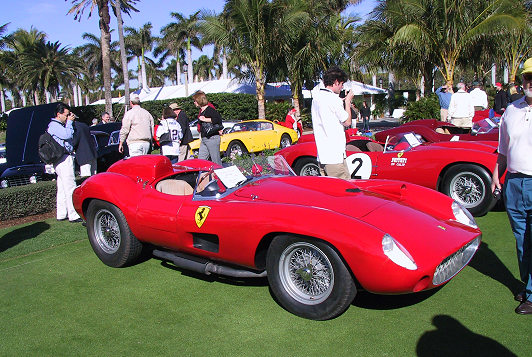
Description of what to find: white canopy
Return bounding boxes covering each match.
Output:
[303,80,386,99]
[90,79,293,105]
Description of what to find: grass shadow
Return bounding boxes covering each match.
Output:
[159,260,268,287]
[416,315,517,356]
[0,221,51,253]
[352,288,441,310]
[468,242,523,296]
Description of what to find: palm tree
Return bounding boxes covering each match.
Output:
[4,27,48,105]
[155,19,187,85]
[0,23,11,112]
[194,55,214,81]
[18,41,83,102]
[68,0,114,116]
[125,23,157,92]
[202,0,284,119]
[111,0,139,110]
[167,11,203,85]
[387,0,525,86]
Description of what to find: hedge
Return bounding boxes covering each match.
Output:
[73,93,265,126]
[0,177,87,221]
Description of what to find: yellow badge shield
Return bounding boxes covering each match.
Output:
[195,206,211,228]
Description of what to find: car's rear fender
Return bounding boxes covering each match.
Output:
[436,161,495,191]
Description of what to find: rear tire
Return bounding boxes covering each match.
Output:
[225,141,247,158]
[86,199,143,267]
[280,134,292,148]
[293,157,320,176]
[266,235,356,320]
[441,164,495,216]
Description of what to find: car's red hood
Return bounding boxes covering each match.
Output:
[233,176,386,217]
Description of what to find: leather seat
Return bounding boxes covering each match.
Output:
[156,180,194,195]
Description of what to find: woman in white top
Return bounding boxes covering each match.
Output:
[156,107,183,163]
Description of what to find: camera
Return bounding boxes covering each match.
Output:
[493,188,502,200]
[339,89,346,98]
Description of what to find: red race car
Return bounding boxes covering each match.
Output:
[73,154,481,320]
[277,132,502,216]
[374,118,499,143]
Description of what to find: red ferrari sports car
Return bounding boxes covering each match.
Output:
[73,154,481,320]
[277,132,502,216]
[374,118,499,143]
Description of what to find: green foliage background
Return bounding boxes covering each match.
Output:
[402,94,440,122]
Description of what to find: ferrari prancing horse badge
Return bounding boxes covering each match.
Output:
[195,206,211,228]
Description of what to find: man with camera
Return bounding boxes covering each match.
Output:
[311,66,354,180]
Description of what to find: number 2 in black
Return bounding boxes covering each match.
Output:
[350,158,363,179]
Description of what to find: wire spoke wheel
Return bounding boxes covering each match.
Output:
[449,171,485,208]
[300,162,320,176]
[279,242,334,305]
[94,209,121,254]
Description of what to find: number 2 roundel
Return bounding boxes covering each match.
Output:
[346,153,372,179]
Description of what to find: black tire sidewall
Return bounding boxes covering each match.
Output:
[266,235,356,320]
[293,157,320,176]
[86,200,142,267]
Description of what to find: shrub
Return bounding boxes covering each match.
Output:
[265,101,292,122]
[402,94,440,123]
[0,181,57,220]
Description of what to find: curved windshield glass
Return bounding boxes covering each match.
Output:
[194,155,295,198]
[383,132,424,153]
[471,118,498,135]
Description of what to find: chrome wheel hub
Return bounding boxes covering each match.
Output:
[94,209,121,254]
[279,242,334,305]
[450,171,485,208]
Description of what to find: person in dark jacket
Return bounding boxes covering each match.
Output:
[192,91,223,165]
[73,120,97,177]
[493,82,508,115]
[360,101,371,133]
[169,102,194,161]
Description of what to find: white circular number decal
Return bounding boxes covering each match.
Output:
[346,153,372,179]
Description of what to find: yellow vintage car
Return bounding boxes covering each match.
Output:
[190,119,298,157]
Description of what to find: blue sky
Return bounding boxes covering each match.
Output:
[1,0,376,86]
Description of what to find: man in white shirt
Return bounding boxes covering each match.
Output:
[491,57,532,315]
[448,82,474,128]
[311,66,354,179]
[469,81,488,111]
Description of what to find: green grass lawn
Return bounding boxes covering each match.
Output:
[1,211,530,356]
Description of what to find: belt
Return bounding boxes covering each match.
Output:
[508,172,532,179]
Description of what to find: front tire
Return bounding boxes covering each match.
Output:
[266,235,357,320]
[441,164,495,216]
[86,200,143,267]
[293,157,320,176]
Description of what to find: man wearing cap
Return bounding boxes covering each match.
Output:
[435,82,453,122]
[470,81,488,111]
[119,95,154,157]
[448,82,474,128]
[491,57,532,315]
[169,103,194,161]
[493,82,508,115]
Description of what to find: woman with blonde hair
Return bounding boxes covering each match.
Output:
[192,91,223,165]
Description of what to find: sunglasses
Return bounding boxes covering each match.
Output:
[523,74,532,81]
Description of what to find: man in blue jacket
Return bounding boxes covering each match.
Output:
[435,83,453,122]
[47,103,82,223]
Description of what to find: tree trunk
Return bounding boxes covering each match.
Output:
[141,47,149,91]
[33,91,39,105]
[0,87,5,113]
[222,48,228,80]
[77,85,82,106]
[20,91,27,107]
[176,53,181,85]
[187,39,193,84]
[72,83,78,106]
[115,0,130,111]
[97,0,113,117]
[255,74,266,119]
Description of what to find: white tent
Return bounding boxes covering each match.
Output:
[90,79,293,105]
[303,80,386,99]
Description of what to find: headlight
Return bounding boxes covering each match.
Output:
[0,179,8,188]
[29,175,38,184]
[382,234,417,270]
[452,201,478,228]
